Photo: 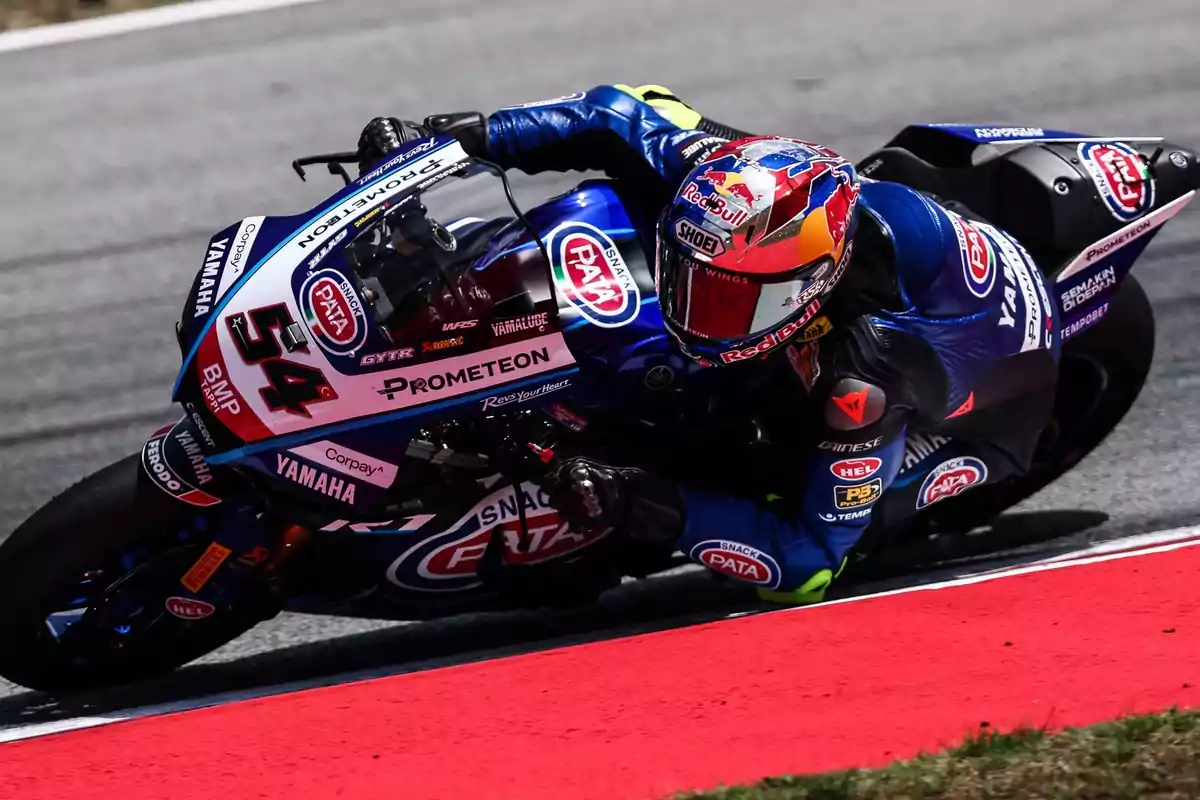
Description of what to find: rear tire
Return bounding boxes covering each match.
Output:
[0,455,262,693]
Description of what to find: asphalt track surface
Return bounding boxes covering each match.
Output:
[0,0,1198,726]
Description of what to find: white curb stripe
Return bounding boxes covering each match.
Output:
[2,525,1198,745]
[0,0,331,54]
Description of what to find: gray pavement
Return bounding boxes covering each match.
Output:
[1,0,1199,711]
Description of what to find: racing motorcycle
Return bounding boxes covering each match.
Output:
[0,124,1195,693]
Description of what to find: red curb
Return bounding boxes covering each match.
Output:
[2,545,1197,800]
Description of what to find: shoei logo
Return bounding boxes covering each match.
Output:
[548,221,641,328]
[688,540,781,589]
[674,218,725,257]
[299,268,368,356]
[917,457,988,509]
[948,214,996,299]
[1078,142,1155,222]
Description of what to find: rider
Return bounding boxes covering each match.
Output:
[355,84,1060,604]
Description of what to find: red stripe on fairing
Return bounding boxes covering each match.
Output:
[683,267,761,340]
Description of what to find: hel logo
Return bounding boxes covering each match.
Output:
[299,268,369,356]
[917,456,988,509]
[387,483,608,592]
[675,217,725,257]
[830,456,882,481]
[688,540,781,589]
[1078,142,1155,222]
[165,596,216,620]
[834,479,882,509]
[548,221,641,328]
[949,214,996,299]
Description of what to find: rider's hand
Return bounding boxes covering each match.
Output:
[356,117,430,174]
[553,458,631,529]
[552,457,685,545]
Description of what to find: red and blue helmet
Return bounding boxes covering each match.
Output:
[656,137,861,365]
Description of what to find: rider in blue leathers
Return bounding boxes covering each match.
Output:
[357,84,1060,603]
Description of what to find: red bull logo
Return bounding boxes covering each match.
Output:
[698,167,757,207]
[681,182,750,228]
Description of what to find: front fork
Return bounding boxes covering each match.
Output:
[138,416,296,620]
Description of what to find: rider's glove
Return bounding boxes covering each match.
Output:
[552,457,686,546]
[356,117,429,174]
[357,112,488,175]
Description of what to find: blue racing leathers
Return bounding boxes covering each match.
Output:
[478,84,1061,601]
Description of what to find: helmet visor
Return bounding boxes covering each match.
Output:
[657,234,830,342]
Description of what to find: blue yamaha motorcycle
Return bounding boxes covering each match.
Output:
[0,125,1194,692]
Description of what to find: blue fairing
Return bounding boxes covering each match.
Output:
[914,124,1086,143]
[512,180,710,413]
[173,136,467,399]
[214,178,691,507]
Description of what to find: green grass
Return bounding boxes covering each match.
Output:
[673,709,1200,799]
[1,0,180,31]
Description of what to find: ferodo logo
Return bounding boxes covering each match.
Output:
[830,457,882,481]
[721,300,820,363]
[688,540,781,589]
[948,214,996,299]
[548,221,641,328]
[917,457,988,509]
[387,483,609,592]
[299,268,368,356]
[165,596,216,620]
[1078,142,1155,222]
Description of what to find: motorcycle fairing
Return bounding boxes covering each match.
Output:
[175,136,579,458]
[1055,190,1196,340]
[180,216,268,335]
[911,124,1087,144]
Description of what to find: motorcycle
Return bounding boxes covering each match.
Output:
[0,124,1195,692]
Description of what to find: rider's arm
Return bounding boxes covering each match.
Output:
[674,320,948,602]
[480,84,742,185]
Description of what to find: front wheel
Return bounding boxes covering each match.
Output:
[0,455,269,693]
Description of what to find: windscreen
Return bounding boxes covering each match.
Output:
[180,141,574,454]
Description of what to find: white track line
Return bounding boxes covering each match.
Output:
[1,524,1198,745]
[0,0,330,54]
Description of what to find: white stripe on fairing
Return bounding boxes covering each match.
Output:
[215,216,265,304]
[0,0,331,54]
[1057,191,1196,283]
[445,217,487,232]
[2,525,1198,745]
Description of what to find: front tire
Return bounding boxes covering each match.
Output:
[0,455,263,693]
